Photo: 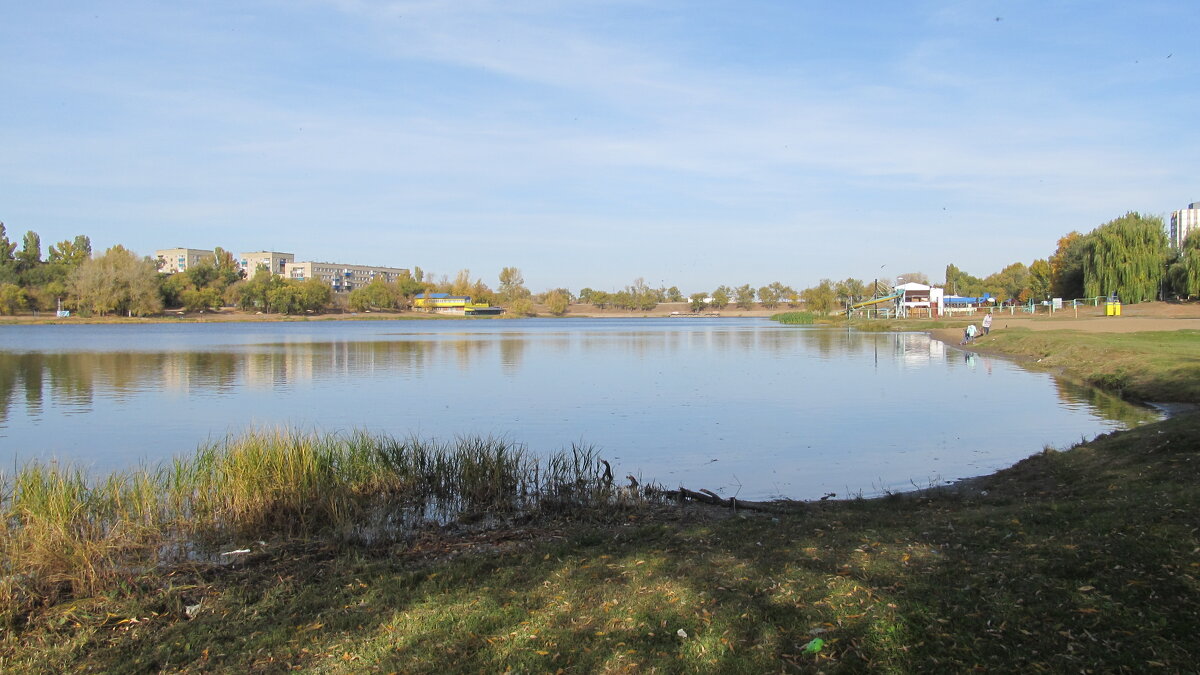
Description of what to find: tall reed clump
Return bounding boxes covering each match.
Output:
[771,311,816,325]
[181,429,374,541]
[0,462,165,617]
[1,429,620,624]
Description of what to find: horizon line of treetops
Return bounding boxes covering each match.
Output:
[1,211,1198,318]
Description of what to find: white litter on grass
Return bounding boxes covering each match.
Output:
[220,548,251,556]
[677,628,688,638]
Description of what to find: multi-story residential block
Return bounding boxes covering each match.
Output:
[1170,202,1200,250]
[157,246,409,292]
[287,261,411,292]
[238,251,295,277]
[155,248,213,273]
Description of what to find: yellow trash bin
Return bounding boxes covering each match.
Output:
[1113,302,1121,316]
[1105,302,1114,316]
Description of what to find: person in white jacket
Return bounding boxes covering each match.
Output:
[961,324,978,344]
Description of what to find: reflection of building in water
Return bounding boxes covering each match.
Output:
[244,352,278,388]
[238,340,483,386]
[163,352,242,391]
[162,353,193,392]
[928,337,944,360]
[897,333,933,367]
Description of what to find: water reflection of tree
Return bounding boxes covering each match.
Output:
[1053,379,1159,428]
[0,355,18,423]
[809,328,840,357]
[44,354,98,407]
[736,329,756,354]
[448,338,490,372]
[498,338,526,374]
[0,352,172,420]
[17,354,45,415]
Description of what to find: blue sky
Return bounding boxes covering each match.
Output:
[2,1,1197,293]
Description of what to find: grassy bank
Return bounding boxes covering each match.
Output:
[854,317,1200,403]
[3,330,1199,672]
[968,328,1200,403]
[3,415,1198,672]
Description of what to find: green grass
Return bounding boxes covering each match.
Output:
[852,319,1200,402]
[847,318,948,332]
[971,328,1200,402]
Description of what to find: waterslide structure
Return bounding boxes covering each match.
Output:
[846,289,904,317]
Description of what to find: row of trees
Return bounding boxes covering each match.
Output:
[5,209,1195,318]
[0,226,340,316]
[947,212,1197,307]
[0,224,96,314]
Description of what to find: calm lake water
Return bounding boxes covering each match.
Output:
[0,318,1155,499]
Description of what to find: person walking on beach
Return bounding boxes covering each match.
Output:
[961,324,978,344]
[982,312,992,336]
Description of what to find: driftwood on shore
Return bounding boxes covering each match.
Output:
[643,484,806,514]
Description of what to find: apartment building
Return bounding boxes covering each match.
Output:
[238,251,295,277]
[1170,202,1200,250]
[288,261,411,292]
[157,246,409,292]
[155,248,213,274]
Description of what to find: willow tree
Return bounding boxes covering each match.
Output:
[1172,230,1200,298]
[1082,212,1168,303]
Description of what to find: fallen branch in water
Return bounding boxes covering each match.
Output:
[643,484,806,514]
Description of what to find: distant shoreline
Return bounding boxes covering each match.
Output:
[4,300,1198,326]
[0,301,789,324]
